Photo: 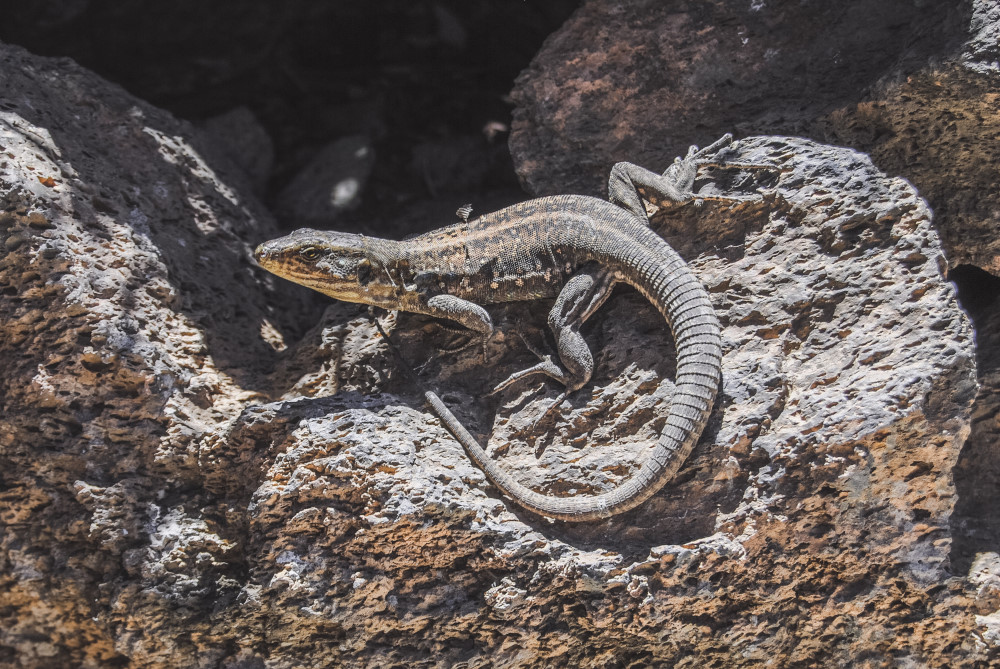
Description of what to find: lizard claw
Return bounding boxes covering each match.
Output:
[432,326,492,364]
[529,390,571,456]
[536,390,569,425]
[489,324,581,396]
[661,134,738,196]
[490,355,566,396]
[687,132,734,160]
[662,137,786,208]
[513,326,551,363]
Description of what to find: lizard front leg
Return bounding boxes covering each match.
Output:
[422,293,494,357]
[494,266,616,397]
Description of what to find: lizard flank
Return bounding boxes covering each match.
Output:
[256,134,755,521]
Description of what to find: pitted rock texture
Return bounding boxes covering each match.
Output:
[509,2,1000,645]
[509,0,999,275]
[0,42,308,667]
[250,137,981,666]
[0,43,990,669]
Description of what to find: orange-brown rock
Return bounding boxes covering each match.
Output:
[1,34,992,667]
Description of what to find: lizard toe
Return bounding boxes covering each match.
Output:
[491,356,567,395]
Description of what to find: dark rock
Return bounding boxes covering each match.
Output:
[199,107,275,194]
[0,40,309,668]
[274,135,375,225]
[510,0,997,273]
[510,9,1000,645]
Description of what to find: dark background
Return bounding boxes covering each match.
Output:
[0,1,580,233]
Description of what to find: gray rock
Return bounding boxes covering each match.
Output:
[0,40,309,668]
[0,39,989,669]
[509,0,1000,274]
[243,137,980,666]
[275,135,375,225]
[510,5,1000,656]
[199,106,275,193]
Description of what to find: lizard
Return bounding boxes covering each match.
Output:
[255,133,759,521]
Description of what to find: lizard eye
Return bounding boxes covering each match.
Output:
[300,246,322,261]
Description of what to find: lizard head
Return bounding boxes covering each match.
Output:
[254,228,394,304]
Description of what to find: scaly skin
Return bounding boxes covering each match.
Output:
[256,136,755,521]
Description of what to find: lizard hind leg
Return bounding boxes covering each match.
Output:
[492,267,615,398]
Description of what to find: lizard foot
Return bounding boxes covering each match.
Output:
[435,331,482,354]
[429,323,492,363]
[535,389,570,425]
[489,326,578,396]
[489,355,568,396]
[684,133,734,160]
[656,134,742,202]
[525,389,572,457]
[687,162,784,207]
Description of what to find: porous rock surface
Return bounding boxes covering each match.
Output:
[0,42,989,669]
[510,0,999,274]
[0,42,310,667]
[511,1,1000,658]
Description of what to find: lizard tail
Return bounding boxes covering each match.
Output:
[424,238,722,521]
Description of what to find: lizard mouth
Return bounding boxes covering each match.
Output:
[254,244,290,277]
[253,244,271,264]
[253,246,300,285]
[253,245,356,298]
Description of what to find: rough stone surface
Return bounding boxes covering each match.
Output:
[510,3,1000,654]
[198,106,275,194]
[0,39,989,667]
[0,42,310,667]
[509,0,999,274]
